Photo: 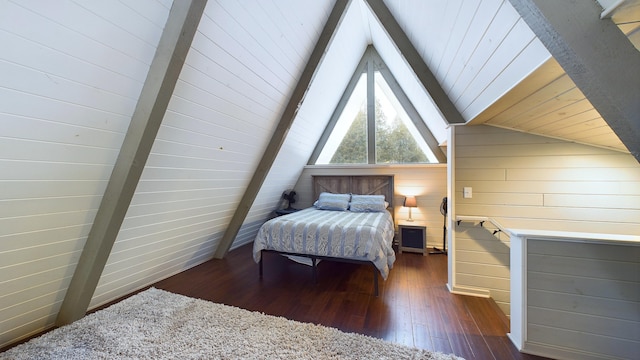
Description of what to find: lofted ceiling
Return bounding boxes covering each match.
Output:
[295,0,552,153]
[471,57,628,152]
[287,0,640,159]
[471,0,640,154]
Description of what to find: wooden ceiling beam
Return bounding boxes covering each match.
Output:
[509,0,640,162]
[376,53,447,163]
[363,0,466,125]
[213,0,352,259]
[55,0,207,326]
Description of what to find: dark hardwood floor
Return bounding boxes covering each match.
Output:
[151,244,548,360]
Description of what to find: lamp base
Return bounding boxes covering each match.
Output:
[406,208,414,222]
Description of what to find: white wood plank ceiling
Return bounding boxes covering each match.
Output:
[472,0,640,154]
[272,0,640,156]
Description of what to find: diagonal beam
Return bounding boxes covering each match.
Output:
[374,52,447,163]
[364,0,465,125]
[56,0,207,326]
[366,51,376,163]
[214,0,352,258]
[508,0,640,162]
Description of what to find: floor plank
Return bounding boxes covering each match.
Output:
[2,243,549,359]
[150,244,548,360]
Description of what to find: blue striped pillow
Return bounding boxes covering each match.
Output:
[315,192,351,211]
[349,194,386,212]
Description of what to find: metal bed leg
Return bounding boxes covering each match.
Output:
[373,266,379,296]
[311,257,318,284]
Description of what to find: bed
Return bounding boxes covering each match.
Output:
[253,175,396,295]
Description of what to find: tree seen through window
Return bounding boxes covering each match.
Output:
[312,46,439,165]
[331,99,427,164]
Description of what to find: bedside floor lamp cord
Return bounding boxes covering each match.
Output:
[430,197,447,255]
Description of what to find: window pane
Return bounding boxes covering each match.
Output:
[314,66,439,165]
[316,73,368,164]
[374,72,430,164]
[330,103,367,164]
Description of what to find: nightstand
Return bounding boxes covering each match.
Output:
[274,208,300,217]
[398,223,426,255]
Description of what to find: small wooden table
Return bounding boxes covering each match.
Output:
[397,222,426,255]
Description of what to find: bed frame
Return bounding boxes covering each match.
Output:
[258,175,395,296]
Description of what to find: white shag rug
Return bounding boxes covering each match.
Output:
[1,288,463,360]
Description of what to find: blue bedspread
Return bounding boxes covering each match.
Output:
[253,207,396,279]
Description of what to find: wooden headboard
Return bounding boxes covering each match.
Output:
[312,175,395,208]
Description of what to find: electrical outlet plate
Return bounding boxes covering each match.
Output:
[463,187,472,198]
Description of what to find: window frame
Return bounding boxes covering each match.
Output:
[308,46,445,165]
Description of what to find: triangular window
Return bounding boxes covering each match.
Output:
[318,73,368,164]
[311,46,443,165]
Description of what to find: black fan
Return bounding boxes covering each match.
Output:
[282,189,297,210]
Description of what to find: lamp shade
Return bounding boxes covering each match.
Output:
[403,196,417,208]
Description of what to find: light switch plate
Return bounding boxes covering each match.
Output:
[463,187,472,198]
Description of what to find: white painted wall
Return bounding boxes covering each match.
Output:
[0,0,170,348]
[453,125,640,315]
[93,0,336,306]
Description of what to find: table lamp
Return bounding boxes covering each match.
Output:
[403,196,417,221]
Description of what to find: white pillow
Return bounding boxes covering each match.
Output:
[349,194,387,212]
[315,192,351,211]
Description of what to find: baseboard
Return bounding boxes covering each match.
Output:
[521,341,612,360]
[506,333,522,351]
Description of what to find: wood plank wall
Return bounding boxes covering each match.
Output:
[0,0,334,349]
[0,1,171,349]
[526,239,639,359]
[453,125,640,315]
[92,0,334,306]
[225,0,369,250]
[297,165,447,249]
